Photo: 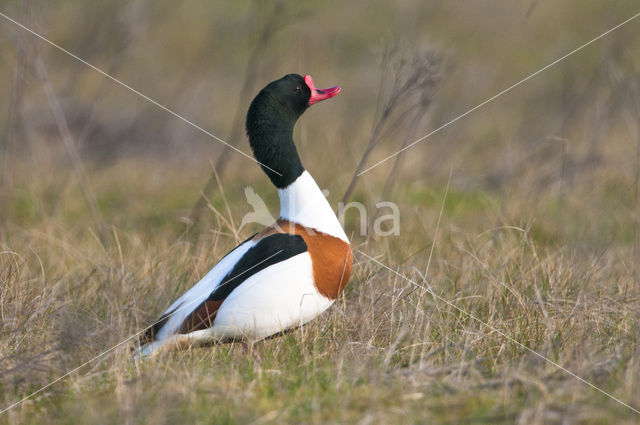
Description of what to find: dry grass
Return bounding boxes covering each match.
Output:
[0,148,638,424]
[2,1,640,423]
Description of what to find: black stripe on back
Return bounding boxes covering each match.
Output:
[208,233,308,301]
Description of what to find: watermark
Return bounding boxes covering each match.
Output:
[337,200,400,236]
[238,187,400,236]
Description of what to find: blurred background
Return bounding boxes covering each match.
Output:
[1,0,640,261]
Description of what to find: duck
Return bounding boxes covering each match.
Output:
[137,74,352,357]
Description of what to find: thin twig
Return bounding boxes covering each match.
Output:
[382,108,428,199]
[35,54,106,236]
[629,81,640,290]
[187,1,294,233]
[76,3,141,150]
[0,0,29,237]
[342,46,440,203]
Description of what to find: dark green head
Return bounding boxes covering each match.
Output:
[246,74,340,188]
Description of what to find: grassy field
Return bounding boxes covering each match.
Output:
[2,1,640,424]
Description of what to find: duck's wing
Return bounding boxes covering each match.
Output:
[141,232,308,345]
[140,235,258,344]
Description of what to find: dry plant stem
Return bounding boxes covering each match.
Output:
[36,54,106,236]
[76,50,134,149]
[213,2,289,176]
[188,2,290,229]
[622,82,640,293]
[342,118,386,204]
[342,50,398,204]
[73,2,140,150]
[587,40,611,168]
[382,108,426,199]
[631,83,640,293]
[0,0,29,237]
[208,163,240,243]
[635,115,640,291]
[47,35,135,216]
[342,49,439,203]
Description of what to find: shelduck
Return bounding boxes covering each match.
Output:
[138,74,352,356]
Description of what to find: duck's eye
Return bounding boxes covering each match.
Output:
[295,86,302,94]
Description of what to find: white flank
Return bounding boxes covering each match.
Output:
[278,171,348,241]
[207,252,333,340]
[141,252,333,354]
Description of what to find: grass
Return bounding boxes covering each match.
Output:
[2,2,640,422]
[1,150,638,425]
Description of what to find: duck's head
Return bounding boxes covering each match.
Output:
[246,74,341,188]
[247,74,340,130]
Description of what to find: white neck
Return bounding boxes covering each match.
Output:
[278,171,349,242]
